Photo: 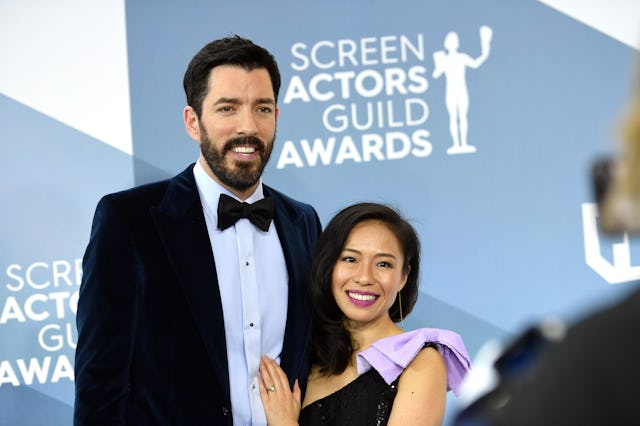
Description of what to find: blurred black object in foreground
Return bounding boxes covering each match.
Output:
[455,287,640,426]
[454,320,565,426]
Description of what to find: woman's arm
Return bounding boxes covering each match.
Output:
[387,346,448,426]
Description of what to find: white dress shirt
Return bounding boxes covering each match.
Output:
[193,161,288,425]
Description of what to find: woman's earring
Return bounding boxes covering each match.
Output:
[398,291,405,329]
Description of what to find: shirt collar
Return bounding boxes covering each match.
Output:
[193,160,264,216]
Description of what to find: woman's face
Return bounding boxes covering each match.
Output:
[331,220,408,328]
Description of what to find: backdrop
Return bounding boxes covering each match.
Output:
[2,1,640,424]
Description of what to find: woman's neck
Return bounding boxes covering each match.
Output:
[346,315,404,354]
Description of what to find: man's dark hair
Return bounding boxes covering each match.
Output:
[183,35,281,117]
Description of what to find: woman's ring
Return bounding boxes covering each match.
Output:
[267,385,276,392]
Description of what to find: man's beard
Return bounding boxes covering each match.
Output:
[200,128,274,191]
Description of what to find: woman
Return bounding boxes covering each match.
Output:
[259,203,471,425]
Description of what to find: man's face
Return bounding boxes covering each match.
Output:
[194,65,278,194]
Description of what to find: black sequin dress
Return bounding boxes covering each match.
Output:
[298,328,471,425]
[298,369,399,426]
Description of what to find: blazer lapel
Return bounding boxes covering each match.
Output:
[266,186,314,385]
[150,166,230,399]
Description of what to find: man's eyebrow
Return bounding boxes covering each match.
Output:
[214,97,240,105]
[254,97,276,106]
[213,97,276,105]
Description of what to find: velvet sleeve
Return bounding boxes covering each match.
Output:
[74,194,140,425]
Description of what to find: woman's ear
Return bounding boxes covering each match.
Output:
[399,265,410,290]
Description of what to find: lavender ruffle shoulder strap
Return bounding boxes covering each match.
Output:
[356,328,471,396]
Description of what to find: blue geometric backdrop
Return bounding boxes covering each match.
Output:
[1,1,639,424]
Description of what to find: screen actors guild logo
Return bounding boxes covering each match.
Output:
[582,203,640,284]
[432,26,493,155]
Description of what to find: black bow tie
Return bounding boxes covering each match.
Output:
[217,193,274,232]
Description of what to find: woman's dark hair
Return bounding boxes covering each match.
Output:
[309,202,421,375]
[183,35,281,117]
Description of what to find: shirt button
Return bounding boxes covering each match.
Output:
[249,322,254,327]
[222,406,230,416]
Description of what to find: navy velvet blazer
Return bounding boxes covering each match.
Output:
[74,165,321,425]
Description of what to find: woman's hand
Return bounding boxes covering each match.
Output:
[258,354,301,426]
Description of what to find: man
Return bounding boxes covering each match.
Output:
[74,36,322,425]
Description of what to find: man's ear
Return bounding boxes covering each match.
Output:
[183,106,200,142]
